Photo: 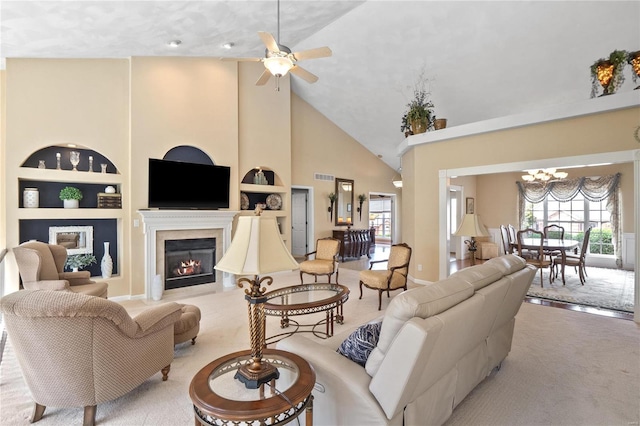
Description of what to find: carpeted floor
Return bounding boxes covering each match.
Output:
[526,266,635,313]
[1,268,638,425]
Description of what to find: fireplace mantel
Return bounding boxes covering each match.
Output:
[138,209,238,297]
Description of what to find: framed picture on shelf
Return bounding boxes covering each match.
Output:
[466,197,475,214]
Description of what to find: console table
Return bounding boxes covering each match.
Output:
[333,228,374,261]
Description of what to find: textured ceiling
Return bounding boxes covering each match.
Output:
[2,1,639,171]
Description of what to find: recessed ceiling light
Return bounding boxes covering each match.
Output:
[167,40,182,48]
[222,42,234,49]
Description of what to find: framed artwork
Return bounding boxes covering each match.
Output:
[466,197,475,214]
[49,226,93,255]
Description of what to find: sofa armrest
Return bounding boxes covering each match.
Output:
[132,302,183,337]
[277,335,389,425]
[59,270,93,286]
[22,279,70,291]
[369,318,434,420]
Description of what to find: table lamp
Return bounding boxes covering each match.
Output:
[214,209,299,389]
[453,214,489,266]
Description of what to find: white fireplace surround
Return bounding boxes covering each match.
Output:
[138,210,238,298]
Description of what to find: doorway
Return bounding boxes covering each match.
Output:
[448,185,463,260]
[291,187,314,257]
[369,193,396,245]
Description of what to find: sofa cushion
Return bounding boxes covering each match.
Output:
[336,321,382,366]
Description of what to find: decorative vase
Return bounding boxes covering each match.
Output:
[23,188,39,208]
[410,118,428,134]
[434,118,447,130]
[101,242,113,279]
[151,274,163,301]
[63,199,79,209]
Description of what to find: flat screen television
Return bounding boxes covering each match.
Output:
[148,158,230,209]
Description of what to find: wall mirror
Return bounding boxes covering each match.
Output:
[335,178,354,226]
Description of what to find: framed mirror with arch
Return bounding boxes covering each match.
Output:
[335,177,354,226]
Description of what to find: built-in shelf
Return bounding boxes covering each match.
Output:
[18,209,123,220]
[18,167,122,184]
[240,183,286,193]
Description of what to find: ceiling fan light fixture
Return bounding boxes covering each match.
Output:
[264,56,293,77]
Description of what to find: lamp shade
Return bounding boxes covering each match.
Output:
[453,214,489,238]
[215,215,299,275]
[264,56,293,77]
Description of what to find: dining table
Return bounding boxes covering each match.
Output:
[516,238,580,284]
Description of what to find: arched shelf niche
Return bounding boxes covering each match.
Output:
[162,145,215,165]
[21,144,119,174]
[241,166,282,186]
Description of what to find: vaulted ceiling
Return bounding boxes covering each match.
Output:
[2,1,639,171]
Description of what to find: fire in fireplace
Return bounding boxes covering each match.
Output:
[164,238,216,289]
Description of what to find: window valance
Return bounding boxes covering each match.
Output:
[516,173,621,203]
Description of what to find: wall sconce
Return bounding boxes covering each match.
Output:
[328,192,337,221]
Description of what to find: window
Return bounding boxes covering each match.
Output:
[523,193,613,256]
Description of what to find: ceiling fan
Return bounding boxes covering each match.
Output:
[223,0,332,91]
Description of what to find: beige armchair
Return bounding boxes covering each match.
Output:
[0,289,183,426]
[13,241,108,298]
[359,243,412,310]
[299,237,341,284]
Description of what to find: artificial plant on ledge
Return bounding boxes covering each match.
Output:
[401,70,435,136]
[590,49,627,97]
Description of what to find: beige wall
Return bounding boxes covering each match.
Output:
[291,93,399,243]
[404,107,639,282]
[2,58,394,297]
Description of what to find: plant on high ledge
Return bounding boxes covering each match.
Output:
[590,49,628,98]
[401,70,435,135]
[627,50,640,89]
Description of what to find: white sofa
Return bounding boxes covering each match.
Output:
[277,254,536,426]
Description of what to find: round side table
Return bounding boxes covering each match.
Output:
[189,348,315,426]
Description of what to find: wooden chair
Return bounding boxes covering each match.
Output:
[499,225,512,254]
[299,238,341,284]
[359,243,412,310]
[517,228,553,287]
[543,224,565,257]
[554,227,592,285]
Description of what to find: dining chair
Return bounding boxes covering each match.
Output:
[517,228,553,287]
[554,227,592,285]
[499,225,512,255]
[543,224,565,257]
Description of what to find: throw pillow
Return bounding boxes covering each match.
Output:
[336,322,382,367]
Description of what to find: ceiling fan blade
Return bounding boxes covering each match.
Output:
[292,46,332,62]
[290,65,319,84]
[258,31,280,53]
[255,69,272,86]
[220,57,262,62]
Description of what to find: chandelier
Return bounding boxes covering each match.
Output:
[521,168,568,182]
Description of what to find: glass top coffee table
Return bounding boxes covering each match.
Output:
[263,283,350,344]
[189,348,315,426]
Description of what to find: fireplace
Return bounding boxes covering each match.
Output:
[138,210,237,299]
[164,238,216,289]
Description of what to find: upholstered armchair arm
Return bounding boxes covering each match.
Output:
[368,258,389,270]
[22,279,70,291]
[131,302,183,337]
[303,250,317,261]
[59,270,93,286]
[389,260,410,274]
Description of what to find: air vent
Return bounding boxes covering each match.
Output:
[314,173,334,182]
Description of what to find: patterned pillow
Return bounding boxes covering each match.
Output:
[336,322,382,367]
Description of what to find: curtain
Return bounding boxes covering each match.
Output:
[516,173,622,266]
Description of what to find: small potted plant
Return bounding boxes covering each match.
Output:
[59,186,83,208]
[65,254,97,272]
[590,49,628,97]
[627,50,640,89]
